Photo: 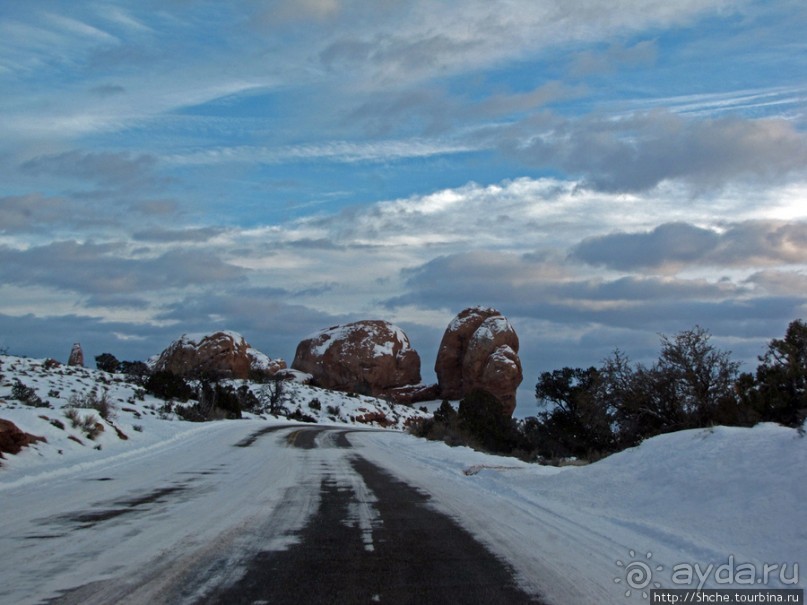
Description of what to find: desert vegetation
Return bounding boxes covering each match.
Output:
[412,320,807,463]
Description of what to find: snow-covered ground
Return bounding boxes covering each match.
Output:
[353,424,806,603]
[0,354,426,484]
[1,355,805,604]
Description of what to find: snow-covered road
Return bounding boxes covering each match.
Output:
[0,421,317,604]
[2,418,804,605]
[0,421,542,604]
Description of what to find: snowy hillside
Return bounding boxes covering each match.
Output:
[0,354,427,482]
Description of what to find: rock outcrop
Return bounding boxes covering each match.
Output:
[67,343,84,367]
[0,419,46,461]
[152,331,286,380]
[292,320,421,397]
[434,307,523,415]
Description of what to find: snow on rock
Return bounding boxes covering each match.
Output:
[67,343,84,367]
[435,307,523,415]
[273,368,314,384]
[152,331,285,380]
[291,320,422,398]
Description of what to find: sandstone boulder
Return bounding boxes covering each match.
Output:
[152,331,286,380]
[68,343,84,367]
[0,418,46,460]
[435,307,523,415]
[435,307,500,399]
[292,320,421,396]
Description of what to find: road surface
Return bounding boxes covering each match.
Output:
[0,421,544,604]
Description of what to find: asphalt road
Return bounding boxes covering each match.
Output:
[2,423,545,605]
[202,426,543,604]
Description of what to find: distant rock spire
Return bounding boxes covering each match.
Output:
[68,343,84,367]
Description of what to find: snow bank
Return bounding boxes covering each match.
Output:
[353,423,806,604]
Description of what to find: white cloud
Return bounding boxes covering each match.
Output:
[165,138,478,166]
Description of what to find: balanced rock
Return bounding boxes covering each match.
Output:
[435,307,523,415]
[152,331,286,380]
[292,320,421,396]
[67,343,84,367]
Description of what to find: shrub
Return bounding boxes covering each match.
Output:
[409,396,519,453]
[258,376,287,416]
[67,388,116,420]
[64,408,102,440]
[43,358,61,370]
[236,383,260,412]
[309,398,322,411]
[120,361,151,385]
[95,353,120,373]
[288,408,317,423]
[145,371,194,402]
[49,418,66,430]
[64,407,81,427]
[458,390,520,454]
[11,380,48,408]
[175,404,206,422]
[197,381,242,420]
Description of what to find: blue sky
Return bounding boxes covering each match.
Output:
[1,0,806,409]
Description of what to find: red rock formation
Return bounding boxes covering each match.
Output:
[384,383,441,405]
[435,307,500,399]
[435,307,523,415]
[152,331,286,379]
[68,343,84,367]
[292,320,421,397]
[0,419,46,460]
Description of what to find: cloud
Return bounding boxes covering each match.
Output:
[309,0,743,88]
[376,248,803,380]
[386,248,805,350]
[129,199,181,217]
[572,222,719,271]
[132,227,226,243]
[572,220,807,271]
[166,138,477,166]
[570,40,658,77]
[498,111,807,192]
[90,84,126,97]
[744,270,807,297]
[0,240,248,296]
[20,150,159,188]
[251,0,341,25]
[0,194,69,233]
[390,250,750,309]
[345,82,586,138]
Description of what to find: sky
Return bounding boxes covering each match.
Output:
[1,0,806,411]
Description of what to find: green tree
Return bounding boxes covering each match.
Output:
[145,370,194,402]
[95,353,120,373]
[535,367,614,457]
[742,319,807,427]
[458,389,518,453]
[653,326,741,427]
